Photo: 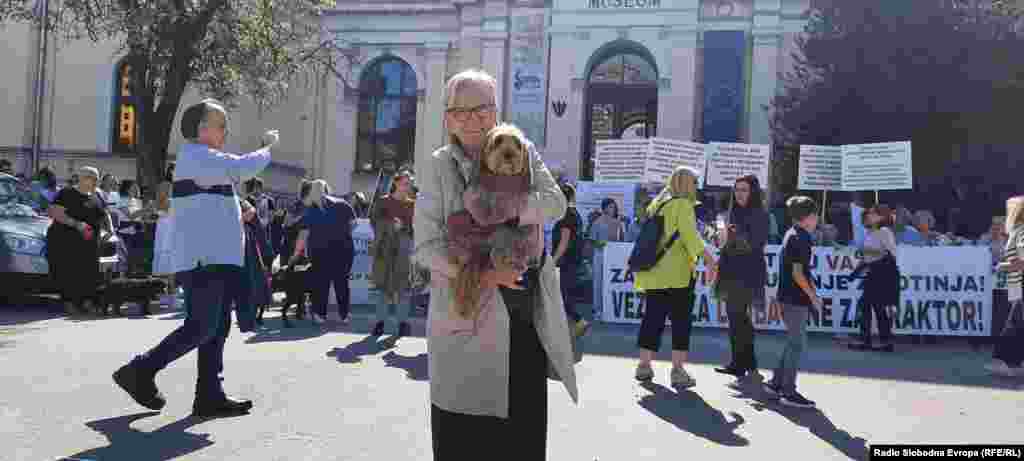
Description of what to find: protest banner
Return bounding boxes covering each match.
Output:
[575,181,637,224]
[798,145,843,191]
[648,138,707,187]
[841,141,913,191]
[706,142,770,188]
[600,242,993,336]
[331,218,373,305]
[594,139,648,182]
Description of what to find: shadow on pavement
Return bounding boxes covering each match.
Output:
[637,381,749,447]
[728,379,870,460]
[60,412,214,461]
[582,326,1020,390]
[382,350,428,381]
[326,335,397,364]
[245,321,329,343]
[0,296,65,326]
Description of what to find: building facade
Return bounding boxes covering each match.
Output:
[1,0,811,197]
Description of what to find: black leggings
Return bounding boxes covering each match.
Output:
[637,285,695,352]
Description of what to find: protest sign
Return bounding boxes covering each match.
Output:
[594,139,648,182]
[331,218,373,305]
[841,141,913,191]
[706,142,770,187]
[798,145,843,191]
[576,181,637,224]
[600,242,992,336]
[648,138,707,187]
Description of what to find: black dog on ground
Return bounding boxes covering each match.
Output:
[270,262,314,327]
[97,277,168,317]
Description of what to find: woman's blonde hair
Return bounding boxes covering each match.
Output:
[444,69,499,146]
[304,179,329,207]
[650,166,699,211]
[1005,196,1024,234]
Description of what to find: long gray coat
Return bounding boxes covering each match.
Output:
[413,142,579,419]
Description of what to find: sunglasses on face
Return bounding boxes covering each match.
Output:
[445,104,496,122]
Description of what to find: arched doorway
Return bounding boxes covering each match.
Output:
[355,57,418,173]
[582,43,659,179]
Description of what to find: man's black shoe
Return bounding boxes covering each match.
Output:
[113,363,166,411]
[192,397,253,418]
[397,322,411,338]
[714,366,745,377]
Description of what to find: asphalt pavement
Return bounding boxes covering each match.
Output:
[1,298,1022,461]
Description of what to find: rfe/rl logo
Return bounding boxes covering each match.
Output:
[552,100,567,118]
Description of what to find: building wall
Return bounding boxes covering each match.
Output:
[2,0,811,197]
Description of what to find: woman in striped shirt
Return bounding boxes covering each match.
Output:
[987,196,1024,376]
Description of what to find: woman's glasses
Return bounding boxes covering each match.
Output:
[446,104,496,122]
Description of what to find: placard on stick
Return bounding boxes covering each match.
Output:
[797,145,843,191]
[706,142,770,188]
[841,142,913,191]
[594,139,648,182]
[648,138,707,187]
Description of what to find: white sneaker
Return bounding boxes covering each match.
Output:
[671,367,696,388]
[985,359,1021,377]
[635,363,654,382]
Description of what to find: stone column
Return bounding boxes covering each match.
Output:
[332,82,358,193]
[421,43,450,164]
[481,34,508,118]
[658,30,699,142]
[749,0,782,144]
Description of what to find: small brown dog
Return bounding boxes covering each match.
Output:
[448,124,542,319]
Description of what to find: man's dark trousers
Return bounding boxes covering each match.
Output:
[133,265,239,399]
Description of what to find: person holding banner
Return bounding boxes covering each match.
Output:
[714,175,769,379]
[415,69,577,460]
[987,196,1024,376]
[848,205,899,353]
[633,166,718,388]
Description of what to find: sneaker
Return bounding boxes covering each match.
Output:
[985,359,1019,377]
[780,391,816,408]
[573,319,592,338]
[670,367,696,388]
[635,363,654,382]
[762,381,782,397]
[714,365,745,377]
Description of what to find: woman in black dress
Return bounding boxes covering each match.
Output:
[47,166,108,315]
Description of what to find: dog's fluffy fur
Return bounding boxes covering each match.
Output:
[448,124,542,319]
[271,263,314,324]
[97,277,168,316]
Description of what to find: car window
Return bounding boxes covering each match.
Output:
[0,178,46,217]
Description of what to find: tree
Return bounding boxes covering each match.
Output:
[770,0,1024,197]
[0,0,364,194]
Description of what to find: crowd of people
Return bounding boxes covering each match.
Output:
[2,68,1020,460]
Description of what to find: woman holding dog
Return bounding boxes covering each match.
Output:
[415,69,577,460]
[370,169,415,337]
[46,166,108,316]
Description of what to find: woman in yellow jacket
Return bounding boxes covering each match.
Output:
[634,166,718,388]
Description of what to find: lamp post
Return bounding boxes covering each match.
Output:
[29,0,51,176]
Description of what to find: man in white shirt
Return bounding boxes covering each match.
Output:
[113,99,279,418]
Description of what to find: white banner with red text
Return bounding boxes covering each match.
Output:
[599,242,993,336]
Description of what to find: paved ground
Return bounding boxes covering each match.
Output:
[1,298,1022,461]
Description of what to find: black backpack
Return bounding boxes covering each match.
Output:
[627,198,680,272]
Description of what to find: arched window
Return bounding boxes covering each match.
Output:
[355,58,418,173]
[111,60,141,154]
[583,45,659,179]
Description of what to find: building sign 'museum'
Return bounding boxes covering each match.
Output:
[587,0,661,9]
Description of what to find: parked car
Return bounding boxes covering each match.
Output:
[0,173,121,299]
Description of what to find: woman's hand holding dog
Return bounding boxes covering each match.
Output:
[462,187,524,226]
[482,267,524,290]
